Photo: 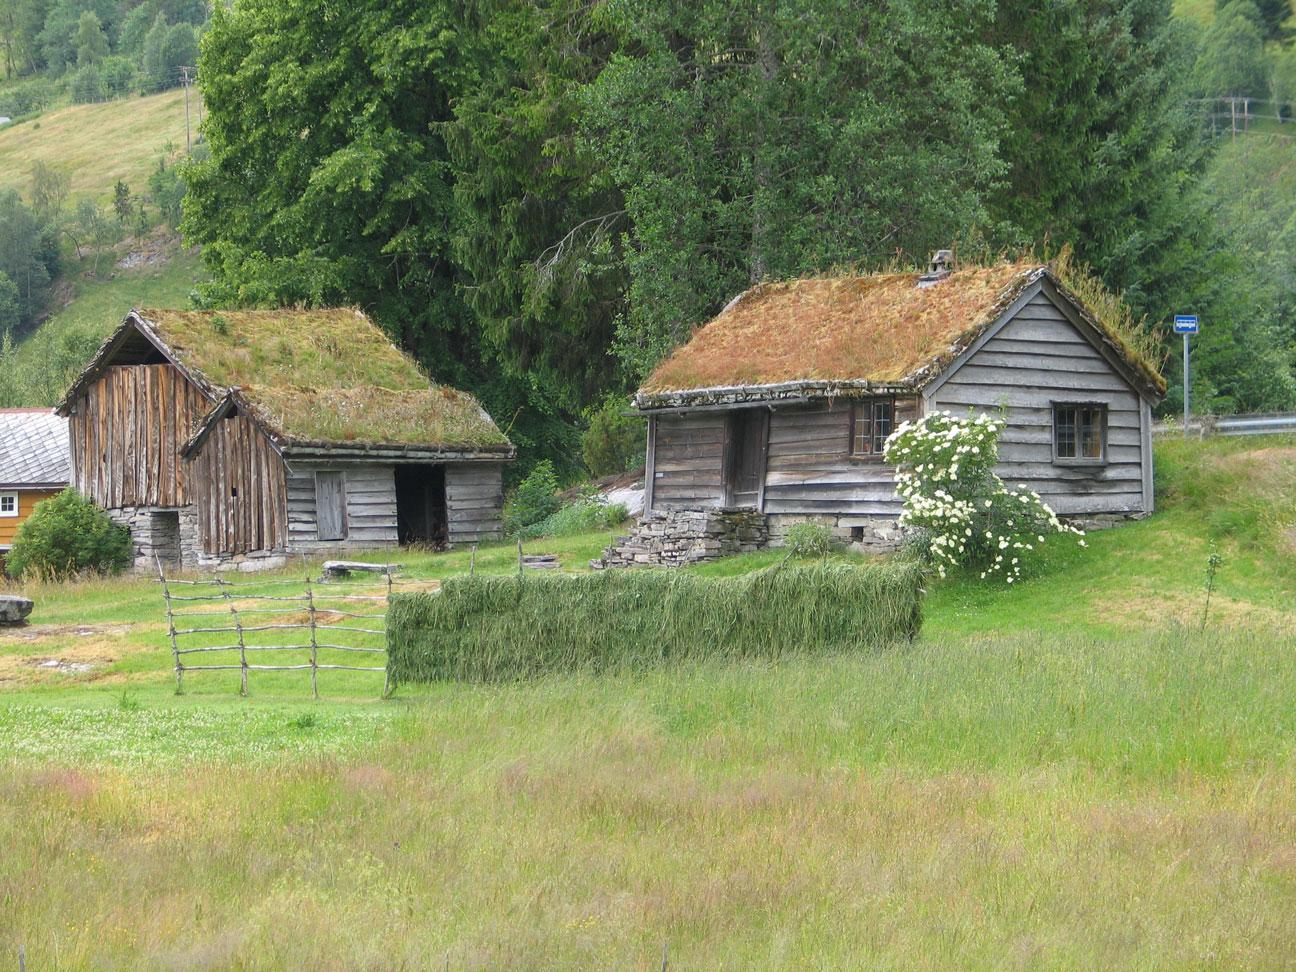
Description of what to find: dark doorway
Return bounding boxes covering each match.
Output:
[724,409,768,508]
[395,465,448,547]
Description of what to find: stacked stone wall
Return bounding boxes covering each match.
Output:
[593,508,769,568]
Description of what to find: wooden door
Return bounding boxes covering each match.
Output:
[315,471,348,541]
[724,410,768,509]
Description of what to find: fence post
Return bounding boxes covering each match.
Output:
[382,566,394,698]
[517,536,524,578]
[306,575,319,699]
[156,556,183,695]
[470,544,477,576]
[218,576,247,697]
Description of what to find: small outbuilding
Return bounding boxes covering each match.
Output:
[58,308,513,570]
[0,408,70,569]
[598,257,1165,567]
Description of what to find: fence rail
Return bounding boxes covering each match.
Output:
[1153,412,1296,438]
[157,561,397,697]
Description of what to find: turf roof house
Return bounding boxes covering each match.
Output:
[57,308,513,571]
[604,256,1165,565]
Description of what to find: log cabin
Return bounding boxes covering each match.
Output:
[57,308,513,571]
[0,409,70,571]
[604,256,1166,565]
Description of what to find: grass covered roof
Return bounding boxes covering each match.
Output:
[135,308,510,451]
[638,261,1165,403]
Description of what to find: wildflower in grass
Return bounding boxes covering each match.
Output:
[884,410,1085,582]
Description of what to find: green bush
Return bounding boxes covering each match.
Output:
[0,78,54,119]
[386,561,923,684]
[71,63,106,104]
[581,395,645,477]
[503,460,562,535]
[6,489,132,580]
[783,522,832,558]
[516,499,629,540]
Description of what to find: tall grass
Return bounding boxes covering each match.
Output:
[387,561,924,684]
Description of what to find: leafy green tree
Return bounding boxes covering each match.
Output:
[1196,0,1270,97]
[0,270,20,337]
[70,60,104,101]
[1222,0,1296,40]
[581,394,644,476]
[37,0,116,74]
[581,0,1016,378]
[74,9,106,67]
[140,11,169,89]
[0,189,57,326]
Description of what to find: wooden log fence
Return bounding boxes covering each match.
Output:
[157,560,396,698]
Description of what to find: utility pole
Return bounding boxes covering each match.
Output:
[181,65,192,153]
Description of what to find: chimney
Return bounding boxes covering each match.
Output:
[917,249,954,288]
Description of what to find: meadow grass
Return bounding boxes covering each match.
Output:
[0,89,196,202]
[0,435,1294,967]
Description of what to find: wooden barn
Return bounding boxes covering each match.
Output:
[57,309,513,570]
[602,257,1165,565]
[0,408,70,569]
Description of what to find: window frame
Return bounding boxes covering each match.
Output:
[0,492,17,517]
[848,396,897,461]
[1051,401,1108,465]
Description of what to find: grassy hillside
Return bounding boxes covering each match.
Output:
[0,89,197,202]
[0,246,204,407]
[1,436,1294,967]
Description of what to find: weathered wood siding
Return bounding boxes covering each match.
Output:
[189,412,288,555]
[0,489,60,549]
[650,413,728,509]
[928,290,1149,515]
[763,398,920,516]
[68,364,210,509]
[286,463,399,552]
[445,463,504,544]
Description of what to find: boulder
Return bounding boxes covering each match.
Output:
[0,595,34,624]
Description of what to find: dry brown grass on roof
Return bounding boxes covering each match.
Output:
[641,261,1038,393]
[136,307,509,449]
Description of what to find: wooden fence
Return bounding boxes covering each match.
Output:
[157,564,394,697]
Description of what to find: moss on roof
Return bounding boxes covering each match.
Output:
[136,308,510,450]
[639,261,1165,399]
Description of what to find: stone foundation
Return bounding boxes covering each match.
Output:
[765,513,905,553]
[109,504,288,573]
[1062,511,1147,533]
[592,507,770,568]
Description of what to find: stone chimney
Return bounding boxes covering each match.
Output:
[917,249,954,288]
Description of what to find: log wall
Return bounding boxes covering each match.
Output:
[189,411,288,555]
[445,463,504,545]
[68,364,210,509]
[286,463,399,552]
[649,413,728,508]
[928,289,1151,515]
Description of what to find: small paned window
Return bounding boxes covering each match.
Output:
[0,493,16,517]
[1053,404,1106,462]
[850,398,895,458]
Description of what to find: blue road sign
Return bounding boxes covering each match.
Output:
[1174,314,1199,334]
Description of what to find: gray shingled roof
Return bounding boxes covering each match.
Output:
[0,409,70,488]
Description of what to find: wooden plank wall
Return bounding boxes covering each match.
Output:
[68,364,209,509]
[650,413,727,509]
[189,411,288,555]
[286,463,399,552]
[0,489,60,549]
[762,398,919,517]
[929,290,1148,515]
[446,463,504,544]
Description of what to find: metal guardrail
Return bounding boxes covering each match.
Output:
[1153,413,1296,438]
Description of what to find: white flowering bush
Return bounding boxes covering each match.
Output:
[883,410,1085,582]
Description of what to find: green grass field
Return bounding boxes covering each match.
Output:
[1,247,204,407]
[1,436,1294,968]
[0,89,197,203]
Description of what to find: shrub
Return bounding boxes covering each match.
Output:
[883,410,1083,582]
[71,63,106,104]
[783,522,831,558]
[6,489,132,581]
[387,561,924,684]
[516,500,629,540]
[502,460,562,534]
[0,78,54,119]
[581,395,645,476]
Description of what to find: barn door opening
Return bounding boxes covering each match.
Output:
[395,465,448,548]
[724,409,768,509]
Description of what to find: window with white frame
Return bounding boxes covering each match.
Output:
[0,492,17,517]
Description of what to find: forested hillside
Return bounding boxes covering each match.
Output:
[1,0,1294,475]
